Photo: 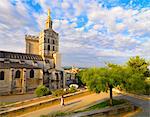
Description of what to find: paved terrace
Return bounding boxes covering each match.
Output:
[19,92,150,117]
[19,92,116,117]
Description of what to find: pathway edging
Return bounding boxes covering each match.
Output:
[113,89,150,101]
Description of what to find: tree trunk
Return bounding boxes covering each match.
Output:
[109,86,113,106]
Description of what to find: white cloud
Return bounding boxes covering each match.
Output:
[0,0,38,52]
[0,0,149,67]
[93,24,103,30]
[61,1,70,9]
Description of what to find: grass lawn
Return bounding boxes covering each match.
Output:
[41,99,127,117]
[85,99,126,111]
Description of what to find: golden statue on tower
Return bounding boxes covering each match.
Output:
[45,8,52,29]
[48,8,51,19]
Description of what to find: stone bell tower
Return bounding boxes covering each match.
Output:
[45,9,52,29]
[39,9,59,59]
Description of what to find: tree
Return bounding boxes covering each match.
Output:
[124,56,150,94]
[81,65,123,106]
[119,65,150,95]
[127,56,150,77]
[76,70,85,87]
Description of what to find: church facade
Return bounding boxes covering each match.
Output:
[0,9,65,95]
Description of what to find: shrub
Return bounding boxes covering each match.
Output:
[52,89,66,97]
[69,86,77,93]
[51,87,78,97]
[35,85,51,97]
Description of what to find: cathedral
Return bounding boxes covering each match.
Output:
[0,9,65,95]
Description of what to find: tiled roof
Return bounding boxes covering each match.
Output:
[0,51,43,61]
[0,61,41,69]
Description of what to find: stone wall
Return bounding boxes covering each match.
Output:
[68,102,134,117]
[25,35,39,55]
[26,69,43,91]
[0,90,89,117]
[0,68,43,95]
[0,69,11,95]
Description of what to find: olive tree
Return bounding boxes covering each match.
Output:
[81,64,123,106]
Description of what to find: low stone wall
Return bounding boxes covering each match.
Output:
[0,90,90,117]
[66,103,134,117]
[0,94,52,109]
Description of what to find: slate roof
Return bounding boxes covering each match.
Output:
[0,61,41,69]
[0,51,43,61]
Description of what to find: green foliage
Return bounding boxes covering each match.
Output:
[40,111,72,117]
[78,56,150,96]
[120,56,150,95]
[121,70,147,94]
[81,57,150,98]
[127,56,150,77]
[35,85,51,97]
[52,87,78,97]
[0,102,14,106]
[52,89,66,97]
[76,70,85,86]
[81,65,124,93]
[80,65,125,106]
[86,99,126,111]
[145,82,150,95]
[69,86,77,93]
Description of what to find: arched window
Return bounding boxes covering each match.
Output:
[48,39,50,43]
[0,71,4,80]
[53,46,55,51]
[30,69,34,78]
[60,71,63,80]
[52,40,55,44]
[15,70,21,78]
[55,73,59,81]
[48,45,50,51]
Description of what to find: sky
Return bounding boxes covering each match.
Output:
[0,0,150,67]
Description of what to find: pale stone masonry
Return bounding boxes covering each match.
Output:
[0,9,65,95]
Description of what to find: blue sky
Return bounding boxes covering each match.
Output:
[0,0,150,67]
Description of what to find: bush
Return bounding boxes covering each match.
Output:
[52,89,66,97]
[51,87,78,97]
[35,85,51,97]
[69,86,77,93]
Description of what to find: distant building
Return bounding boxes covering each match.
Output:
[65,66,79,86]
[0,9,65,95]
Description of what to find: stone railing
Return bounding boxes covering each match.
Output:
[0,90,89,117]
[65,103,134,117]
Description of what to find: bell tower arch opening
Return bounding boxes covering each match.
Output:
[39,8,59,59]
